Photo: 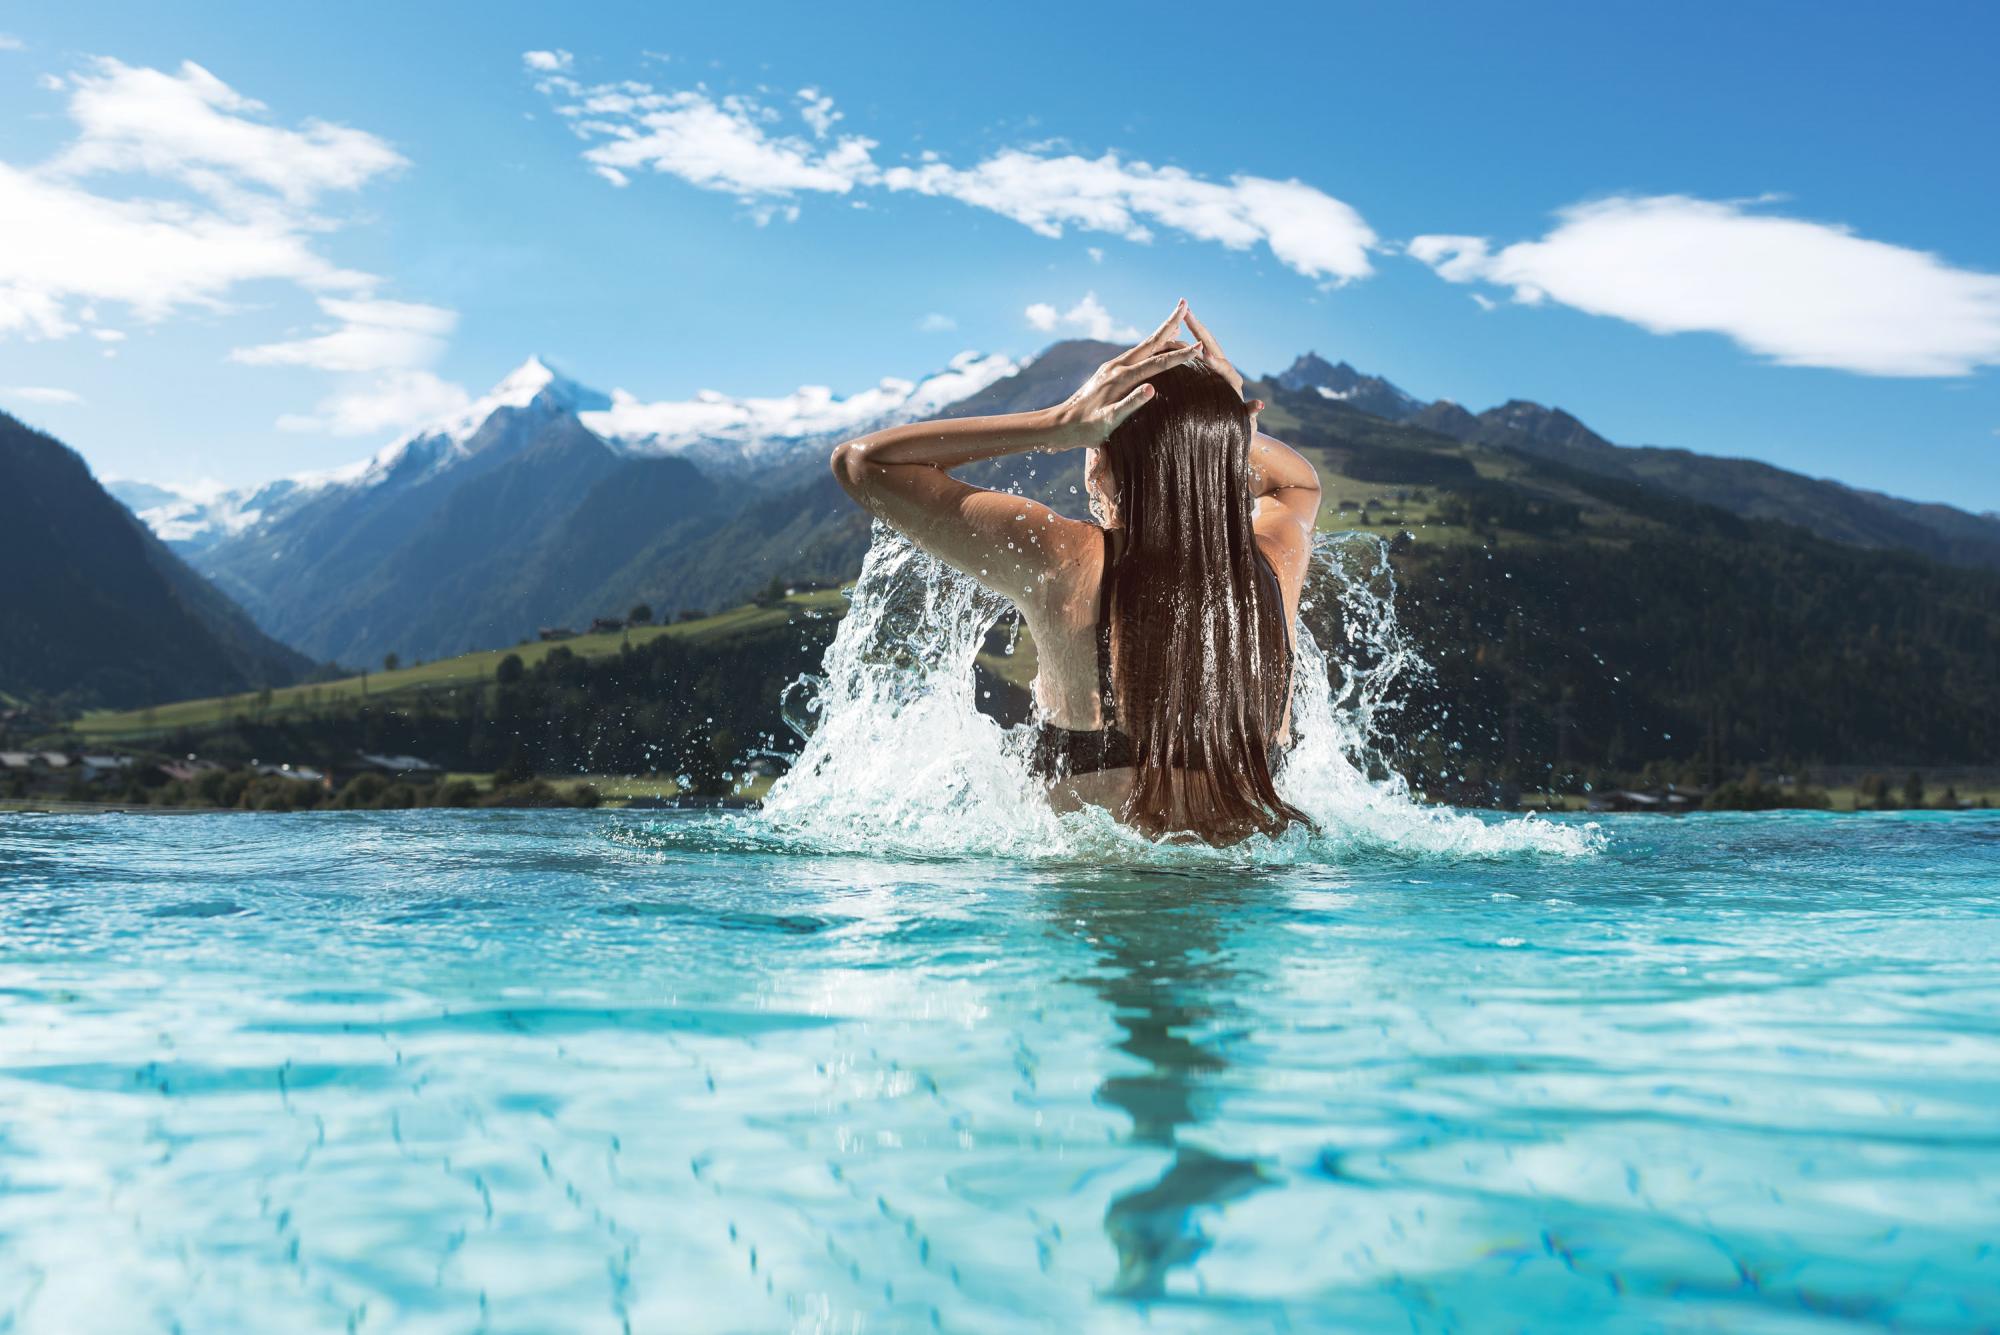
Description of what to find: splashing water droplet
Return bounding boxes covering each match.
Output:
[745,523,1598,863]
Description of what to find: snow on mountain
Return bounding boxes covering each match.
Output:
[581,350,1022,469]
[117,357,611,551]
[122,351,1023,549]
[1275,352,1426,421]
[107,476,314,552]
[307,355,612,491]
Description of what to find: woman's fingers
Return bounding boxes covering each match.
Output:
[1183,306,1247,393]
[1181,304,1223,359]
[1119,298,1188,364]
[1104,381,1156,431]
[1146,298,1189,349]
[1126,342,1203,381]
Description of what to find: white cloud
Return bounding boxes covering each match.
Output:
[276,369,471,436]
[884,150,1379,282]
[1,56,463,438]
[1087,246,1104,264]
[0,160,373,339]
[796,87,839,139]
[917,311,956,332]
[1408,195,2000,377]
[0,34,24,51]
[522,49,573,72]
[1023,291,1139,342]
[531,72,1378,284]
[51,58,406,206]
[0,59,404,342]
[548,81,880,197]
[2,385,82,405]
[230,296,458,372]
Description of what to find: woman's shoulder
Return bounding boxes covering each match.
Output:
[1014,514,1107,628]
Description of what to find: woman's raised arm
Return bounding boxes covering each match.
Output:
[829,299,1201,606]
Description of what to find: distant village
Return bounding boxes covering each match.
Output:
[2,748,443,801]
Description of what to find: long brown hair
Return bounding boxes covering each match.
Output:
[1100,356,1313,845]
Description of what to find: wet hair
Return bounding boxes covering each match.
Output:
[1099,356,1313,846]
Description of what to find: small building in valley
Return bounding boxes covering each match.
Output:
[355,753,443,781]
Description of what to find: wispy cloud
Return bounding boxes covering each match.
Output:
[796,87,839,139]
[522,49,572,73]
[0,56,469,438]
[0,59,404,341]
[276,370,471,436]
[231,297,458,373]
[917,311,956,332]
[49,58,407,207]
[2,385,83,405]
[1024,292,1140,342]
[236,297,468,435]
[529,69,1379,285]
[0,33,24,51]
[1409,195,2000,377]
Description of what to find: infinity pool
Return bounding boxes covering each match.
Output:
[1,809,1995,1331]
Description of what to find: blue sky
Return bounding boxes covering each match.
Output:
[2,0,1997,510]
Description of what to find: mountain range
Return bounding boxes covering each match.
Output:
[2,411,310,708]
[99,340,2000,678]
[109,353,1019,666]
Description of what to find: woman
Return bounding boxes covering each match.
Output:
[830,299,1322,846]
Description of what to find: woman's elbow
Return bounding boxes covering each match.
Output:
[829,439,869,498]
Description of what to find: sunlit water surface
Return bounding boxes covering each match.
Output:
[2,807,1997,1332]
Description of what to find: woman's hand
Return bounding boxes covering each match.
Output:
[1182,305,1266,427]
[1051,298,1204,448]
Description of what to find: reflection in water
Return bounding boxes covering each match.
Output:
[1052,876,1281,1303]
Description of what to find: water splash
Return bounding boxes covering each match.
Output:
[743,523,1599,863]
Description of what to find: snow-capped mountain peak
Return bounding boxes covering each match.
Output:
[482,355,608,418]
[1276,351,1427,422]
[580,349,1021,469]
[118,349,1022,548]
[304,356,612,490]
[401,355,608,455]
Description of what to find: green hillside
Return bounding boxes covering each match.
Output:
[43,347,2000,805]
[73,590,846,743]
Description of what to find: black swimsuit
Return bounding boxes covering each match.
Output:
[1027,528,1292,781]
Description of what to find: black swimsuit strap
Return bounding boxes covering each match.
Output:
[1256,544,1292,663]
[1096,526,1117,726]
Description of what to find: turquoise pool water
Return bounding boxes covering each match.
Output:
[1,808,1995,1331]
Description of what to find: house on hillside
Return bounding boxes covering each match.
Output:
[355,753,443,781]
[251,762,327,786]
[158,759,222,783]
[538,627,575,642]
[0,751,45,774]
[590,616,625,634]
[78,754,133,783]
[1586,788,1702,813]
